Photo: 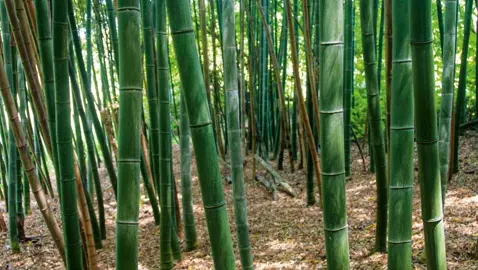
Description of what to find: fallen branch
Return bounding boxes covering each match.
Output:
[254,155,297,197]
[464,168,477,174]
[460,119,478,129]
[255,175,277,200]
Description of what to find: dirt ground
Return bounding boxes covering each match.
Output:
[1,131,477,269]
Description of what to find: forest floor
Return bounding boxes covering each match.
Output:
[0,130,477,269]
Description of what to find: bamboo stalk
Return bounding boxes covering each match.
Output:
[285,0,322,197]
[409,0,447,267]
[74,159,98,270]
[319,0,351,266]
[255,0,294,172]
[4,0,51,155]
[0,52,66,263]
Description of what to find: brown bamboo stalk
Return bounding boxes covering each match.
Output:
[74,159,98,270]
[297,114,305,170]
[255,0,295,172]
[101,108,119,161]
[23,0,37,37]
[301,0,321,132]
[0,53,66,263]
[285,0,322,196]
[14,0,41,82]
[77,207,88,268]
[5,0,51,155]
[22,0,41,83]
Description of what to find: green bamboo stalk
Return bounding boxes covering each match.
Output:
[69,49,106,243]
[0,60,8,186]
[409,0,447,267]
[258,0,269,160]
[452,0,473,173]
[157,0,182,267]
[38,130,54,197]
[0,147,5,203]
[53,0,83,265]
[239,0,247,150]
[222,0,254,268]
[359,0,388,251]
[436,0,444,53]
[105,23,117,105]
[114,0,143,266]
[73,97,87,185]
[34,0,60,194]
[387,0,413,267]
[68,2,118,197]
[105,0,119,74]
[140,152,160,226]
[344,0,354,177]
[7,96,19,253]
[157,5,172,269]
[166,0,236,267]
[1,0,19,253]
[384,0,392,175]
[438,0,458,206]
[256,0,294,171]
[18,60,29,215]
[86,0,93,106]
[318,0,351,266]
[376,1,384,91]
[290,0,298,161]
[210,0,227,158]
[169,158,182,261]
[16,150,24,240]
[141,0,160,190]
[179,92,197,251]
[94,19,113,106]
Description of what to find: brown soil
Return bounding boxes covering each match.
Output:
[1,131,477,269]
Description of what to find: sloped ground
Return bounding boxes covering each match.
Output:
[1,131,477,269]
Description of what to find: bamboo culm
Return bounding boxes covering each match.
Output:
[114,0,143,266]
[179,92,198,251]
[438,0,458,206]
[166,0,237,267]
[359,0,388,251]
[388,0,414,267]
[409,0,447,267]
[319,0,351,266]
[53,0,83,265]
[223,0,254,268]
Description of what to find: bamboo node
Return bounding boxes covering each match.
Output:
[324,224,348,232]
[203,201,226,210]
